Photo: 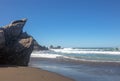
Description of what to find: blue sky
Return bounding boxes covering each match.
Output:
[0,0,120,47]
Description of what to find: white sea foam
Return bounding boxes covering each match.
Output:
[61,48,103,51]
[31,52,120,63]
[50,48,120,55]
[30,48,120,63]
[30,50,120,63]
[31,53,62,58]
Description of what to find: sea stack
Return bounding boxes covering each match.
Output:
[0,18,34,66]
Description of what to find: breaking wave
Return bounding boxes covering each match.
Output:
[50,48,120,55]
[31,51,62,58]
[31,48,120,63]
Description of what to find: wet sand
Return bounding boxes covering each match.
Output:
[30,57,120,81]
[0,67,74,81]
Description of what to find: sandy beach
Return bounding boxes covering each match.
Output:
[0,67,73,81]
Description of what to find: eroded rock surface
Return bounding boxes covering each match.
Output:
[0,18,34,66]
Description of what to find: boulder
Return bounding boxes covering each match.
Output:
[0,18,34,66]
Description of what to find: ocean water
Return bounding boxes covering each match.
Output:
[29,48,120,81]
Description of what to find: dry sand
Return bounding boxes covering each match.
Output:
[0,67,73,81]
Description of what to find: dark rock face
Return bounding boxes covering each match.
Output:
[49,45,62,49]
[33,39,48,51]
[0,18,34,66]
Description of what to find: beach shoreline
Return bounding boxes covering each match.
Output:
[0,66,74,81]
[30,57,120,66]
[30,57,120,81]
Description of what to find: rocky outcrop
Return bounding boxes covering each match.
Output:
[33,39,48,51]
[0,18,34,66]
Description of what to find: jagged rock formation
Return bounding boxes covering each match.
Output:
[33,39,48,51]
[49,45,61,49]
[0,18,34,66]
